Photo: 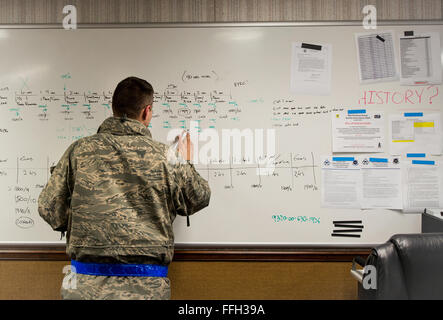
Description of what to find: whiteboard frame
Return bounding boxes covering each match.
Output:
[0,20,440,248]
[0,20,442,29]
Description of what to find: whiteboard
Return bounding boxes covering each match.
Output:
[0,23,442,247]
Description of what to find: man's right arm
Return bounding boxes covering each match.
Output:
[171,163,211,217]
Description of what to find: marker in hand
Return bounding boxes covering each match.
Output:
[177,130,193,162]
[186,131,190,162]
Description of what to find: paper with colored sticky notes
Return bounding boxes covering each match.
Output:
[402,159,442,213]
[322,155,403,210]
[321,156,361,208]
[360,156,402,209]
[389,112,442,155]
[332,110,385,153]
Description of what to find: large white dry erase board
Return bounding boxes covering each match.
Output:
[0,23,442,247]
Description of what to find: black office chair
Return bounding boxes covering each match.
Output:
[351,233,443,300]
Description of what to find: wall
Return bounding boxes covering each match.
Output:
[0,260,357,300]
[0,0,440,300]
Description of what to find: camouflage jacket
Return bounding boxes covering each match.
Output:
[38,116,211,265]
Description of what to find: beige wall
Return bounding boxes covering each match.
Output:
[0,260,357,299]
[0,0,441,24]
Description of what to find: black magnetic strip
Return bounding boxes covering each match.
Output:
[334,224,364,229]
[331,234,361,238]
[332,229,363,233]
[333,220,363,224]
[301,43,322,51]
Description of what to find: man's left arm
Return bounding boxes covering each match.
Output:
[38,145,75,232]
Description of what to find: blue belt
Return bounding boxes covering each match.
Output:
[71,260,168,277]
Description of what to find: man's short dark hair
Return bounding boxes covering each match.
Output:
[112,77,154,118]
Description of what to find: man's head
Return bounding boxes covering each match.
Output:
[112,77,154,126]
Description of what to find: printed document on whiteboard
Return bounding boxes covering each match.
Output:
[332,110,385,153]
[355,31,399,84]
[399,32,442,85]
[402,160,442,213]
[360,156,402,209]
[388,112,442,155]
[290,42,332,95]
[321,156,361,208]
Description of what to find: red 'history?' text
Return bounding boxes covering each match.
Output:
[358,86,439,105]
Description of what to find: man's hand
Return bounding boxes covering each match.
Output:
[177,132,194,162]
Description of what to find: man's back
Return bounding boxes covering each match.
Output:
[38,116,211,299]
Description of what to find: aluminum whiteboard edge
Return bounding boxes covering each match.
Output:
[0,241,378,248]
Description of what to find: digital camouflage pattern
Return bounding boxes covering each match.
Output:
[38,116,211,300]
[61,273,171,300]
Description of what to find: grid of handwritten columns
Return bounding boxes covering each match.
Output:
[0,0,441,24]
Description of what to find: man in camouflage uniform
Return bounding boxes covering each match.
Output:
[38,77,211,300]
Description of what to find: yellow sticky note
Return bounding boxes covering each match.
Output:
[414,122,434,128]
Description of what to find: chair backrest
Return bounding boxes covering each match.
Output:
[365,233,443,300]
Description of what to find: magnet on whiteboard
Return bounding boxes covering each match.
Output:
[301,43,322,51]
